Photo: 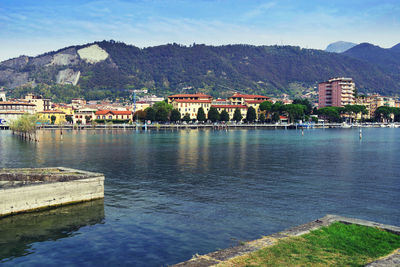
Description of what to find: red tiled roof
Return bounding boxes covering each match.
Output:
[168,93,212,98]
[95,110,132,115]
[280,116,288,119]
[212,105,248,109]
[174,99,212,103]
[231,93,270,99]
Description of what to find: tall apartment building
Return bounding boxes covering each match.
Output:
[318,78,355,108]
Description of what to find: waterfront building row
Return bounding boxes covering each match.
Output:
[318,77,400,119]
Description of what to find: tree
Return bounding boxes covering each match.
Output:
[145,107,156,121]
[258,113,266,123]
[394,108,400,122]
[208,107,219,122]
[283,104,306,123]
[272,101,284,113]
[316,107,341,122]
[50,115,56,125]
[246,106,257,122]
[220,110,230,122]
[155,107,168,122]
[153,101,173,113]
[65,115,73,124]
[182,113,191,122]
[9,114,39,141]
[259,101,273,112]
[233,108,243,122]
[344,105,368,122]
[170,109,181,122]
[134,110,146,121]
[293,98,312,115]
[197,107,206,122]
[85,115,92,124]
[374,106,394,122]
[272,112,280,123]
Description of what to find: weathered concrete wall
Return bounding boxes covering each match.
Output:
[0,167,104,217]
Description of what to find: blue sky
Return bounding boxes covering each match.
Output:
[0,0,399,61]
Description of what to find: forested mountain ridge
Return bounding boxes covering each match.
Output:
[1,40,399,102]
[343,42,400,74]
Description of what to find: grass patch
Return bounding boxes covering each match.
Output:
[219,222,400,267]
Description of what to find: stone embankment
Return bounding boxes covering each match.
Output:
[173,215,400,267]
[0,167,104,217]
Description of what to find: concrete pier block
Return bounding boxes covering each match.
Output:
[0,167,105,217]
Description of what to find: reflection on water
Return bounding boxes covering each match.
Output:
[0,200,104,262]
[0,128,399,266]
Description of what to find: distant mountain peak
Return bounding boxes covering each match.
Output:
[325,41,357,53]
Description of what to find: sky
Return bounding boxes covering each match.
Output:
[0,0,399,61]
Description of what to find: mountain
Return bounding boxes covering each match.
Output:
[0,40,399,102]
[325,41,357,53]
[343,42,400,74]
[390,43,400,52]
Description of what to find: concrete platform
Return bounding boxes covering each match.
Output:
[0,167,105,217]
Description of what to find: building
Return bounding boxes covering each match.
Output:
[71,98,87,109]
[212,104,248,120]
[24,94,51,112]
[138,95,164,105]
[167,93,270,121]
[38,110,66,124]
[227,93,270,117]
[0,91,6,102]
[0,101,36,124]
[95,110,133,121]
[318,78,355,108]
[168,93,213,119]
[73,108,97,124]
[133,101,151,112]
[356,94,398,119]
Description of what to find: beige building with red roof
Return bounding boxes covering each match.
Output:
[95,110,133,122]
[167,93,270,121]
[0,101,36,124]
[168,93,213,119]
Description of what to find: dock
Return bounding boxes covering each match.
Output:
[0,167,105,217]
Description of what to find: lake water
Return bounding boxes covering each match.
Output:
[0,128,399,266]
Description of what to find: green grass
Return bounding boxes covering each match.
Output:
[220,222,400,267]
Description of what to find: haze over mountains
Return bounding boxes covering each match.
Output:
[0,40,399,101]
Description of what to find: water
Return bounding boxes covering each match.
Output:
[0,128,399,266]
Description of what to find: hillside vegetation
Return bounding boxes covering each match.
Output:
[1,40,399,102]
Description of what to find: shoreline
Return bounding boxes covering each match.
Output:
[173,215,400,267]
[1,122,399,131]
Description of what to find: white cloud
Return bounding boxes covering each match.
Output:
[241,2,276,21]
